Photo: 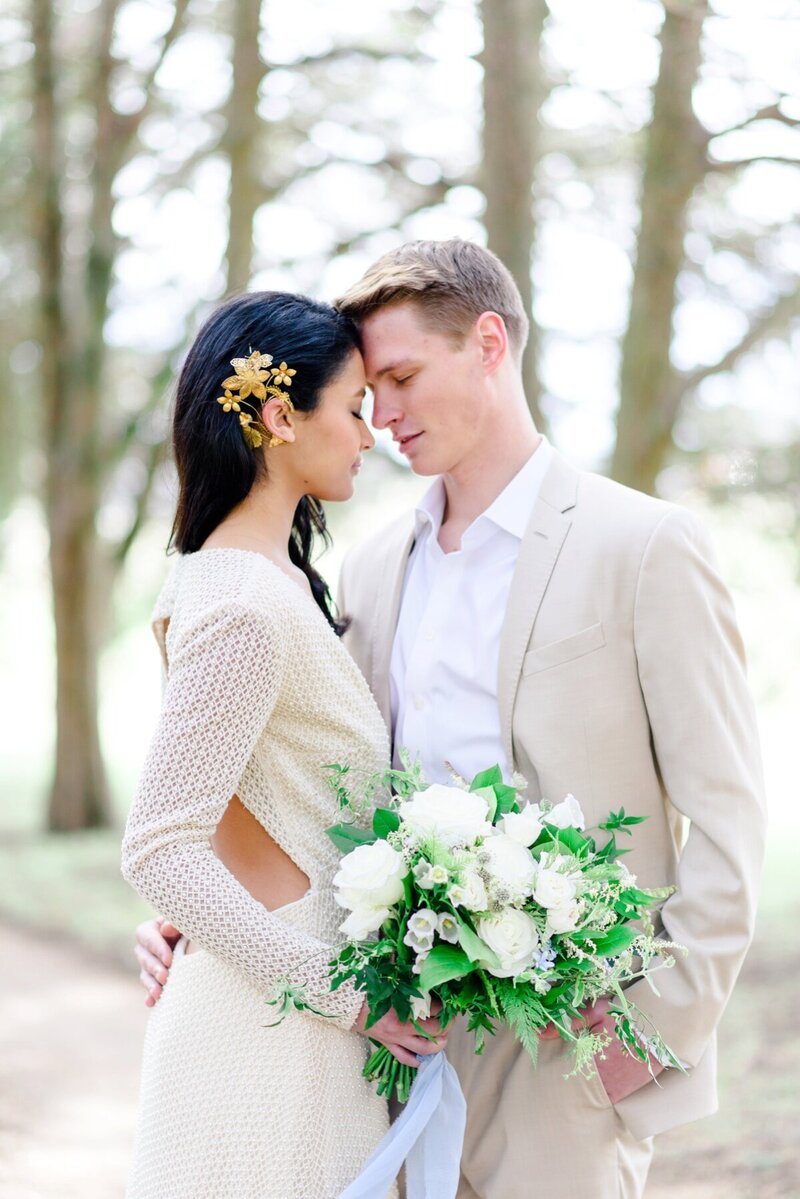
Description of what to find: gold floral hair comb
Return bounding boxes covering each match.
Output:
[216,350,297,449]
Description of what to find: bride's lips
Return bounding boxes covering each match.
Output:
[351,458,363,474]
[395,432,423,453]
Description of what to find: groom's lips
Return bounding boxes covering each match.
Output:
[395,432,423,453]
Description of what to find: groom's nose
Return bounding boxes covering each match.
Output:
[371,387,404,431]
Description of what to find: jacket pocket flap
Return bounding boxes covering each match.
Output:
[523,622,606,675]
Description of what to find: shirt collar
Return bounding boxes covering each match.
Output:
[413,437,553,543]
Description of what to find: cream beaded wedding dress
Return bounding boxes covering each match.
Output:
[122,549,395,1198]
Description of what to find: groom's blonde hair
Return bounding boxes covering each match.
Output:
[335,239,529,359]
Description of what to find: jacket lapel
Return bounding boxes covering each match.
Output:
[370,516,416,728]
[497,452,579,770]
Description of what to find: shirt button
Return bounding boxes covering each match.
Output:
[414,695,425,711]
[424,630,435,642]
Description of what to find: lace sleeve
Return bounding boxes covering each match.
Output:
[121,600,364,1030]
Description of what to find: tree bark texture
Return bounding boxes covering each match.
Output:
[224,0,268,294]
[32,0,111,829]
[611,1,710,494]
[480,0,548,429]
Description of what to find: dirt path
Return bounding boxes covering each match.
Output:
[1,920,796,1198]
[0,923,147,1198]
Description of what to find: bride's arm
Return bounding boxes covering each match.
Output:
[121,599,363,1029]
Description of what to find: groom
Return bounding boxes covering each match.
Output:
[136,240,766,1197]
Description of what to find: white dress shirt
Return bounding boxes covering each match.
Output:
[390,439,553,785]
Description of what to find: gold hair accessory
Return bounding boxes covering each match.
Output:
[215,350,296,449]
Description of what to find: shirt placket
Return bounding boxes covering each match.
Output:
[401,544,466,776]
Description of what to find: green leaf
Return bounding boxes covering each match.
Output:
[547,826,589,855]
[619,886,659,907]
[572,925,638,956]
[470,765,503,792]
[456,917,501,970]
[494,783,519,816]
[372,807,400,839]
[470,784,497,822]
[599,807,648,835]
[418,944,473,991]
[326,823,377,854]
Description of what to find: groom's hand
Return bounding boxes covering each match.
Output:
[135,917,181,1006]
[539,997,664,1103]
[355,1000,449,1067]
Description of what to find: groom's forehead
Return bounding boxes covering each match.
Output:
[360,305,453,375]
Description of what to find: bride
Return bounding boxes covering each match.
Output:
[121,290,446,1198]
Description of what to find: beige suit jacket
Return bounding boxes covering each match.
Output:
[339,450,766,1141]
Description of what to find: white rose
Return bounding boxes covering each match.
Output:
[333,839,406,913]
[399,785,492,849]
[476,910,540,978]
[546,794,586,830]
[481,834,537,900]
[546,900,583,935]
[500,802,544,847]
[339,905,392,940]
[447,869,488,912]
[533,867,577,910]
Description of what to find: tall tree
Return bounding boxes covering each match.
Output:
[223,0,268,293]
[480,0,548,429]
[611,2,800,495]
[612,0,710,494]
[32,0,188,830]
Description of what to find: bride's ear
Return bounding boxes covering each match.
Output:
[261,397,296,445]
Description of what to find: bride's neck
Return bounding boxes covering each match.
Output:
[202,475,300,564]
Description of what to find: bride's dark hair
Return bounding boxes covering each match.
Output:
[170,290,361,633]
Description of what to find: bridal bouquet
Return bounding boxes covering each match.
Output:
[323,757,684,1103]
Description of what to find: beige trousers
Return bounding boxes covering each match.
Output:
[445,1019,654,1199]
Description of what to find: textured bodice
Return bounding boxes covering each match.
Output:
[122,548,390,1028]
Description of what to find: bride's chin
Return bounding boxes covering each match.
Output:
[315,479,355,503]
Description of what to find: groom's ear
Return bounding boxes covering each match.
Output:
[475,311,508,375]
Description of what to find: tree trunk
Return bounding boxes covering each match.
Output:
[611,1,710,494]
[32,0,111,829]
[224,0,268,293]
[480,0,548,429]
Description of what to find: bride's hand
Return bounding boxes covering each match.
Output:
[135,916,182,1005]
[354,998,449,1067]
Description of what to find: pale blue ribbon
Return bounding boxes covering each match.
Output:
[336,1052,466,1199]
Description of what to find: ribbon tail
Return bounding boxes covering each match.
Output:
[405,1056,467,1199]
[336,1053,465,1199]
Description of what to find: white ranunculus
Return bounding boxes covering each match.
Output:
[500,802,544,847]
[545,900,583,935]
[533,867,578,910]
[481,834,538,900]
[339,905,392,940]
[447,868,488,912]
[476,910,540,978]
[333,839,406,913]
[546,793,586,830]
[399,785,492,849]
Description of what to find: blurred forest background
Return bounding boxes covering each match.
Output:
[1,0,799,1195]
